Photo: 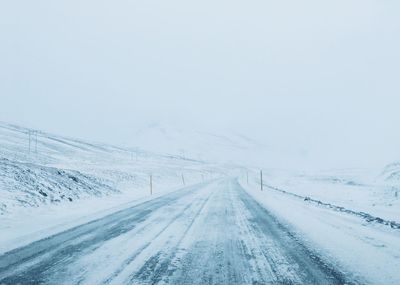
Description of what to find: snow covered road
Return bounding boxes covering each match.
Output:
[0,179,356,285]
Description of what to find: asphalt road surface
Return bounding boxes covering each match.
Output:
[0,179,357,285]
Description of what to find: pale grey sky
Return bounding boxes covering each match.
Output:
[1,0,399,169]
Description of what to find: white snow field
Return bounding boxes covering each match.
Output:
[241,169,400,285]
[0,122,399,285]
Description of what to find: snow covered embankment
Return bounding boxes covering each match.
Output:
[0,158,116,215]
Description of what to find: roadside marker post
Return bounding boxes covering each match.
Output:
[150,174,153,195]
[28,131,31,154]
[35,131,38,153]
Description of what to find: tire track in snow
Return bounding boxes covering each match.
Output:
[0,179,360,285]
[128,182,216,284]
[160,179,360,285]
[100,186,215,284]
[0,182,212,284]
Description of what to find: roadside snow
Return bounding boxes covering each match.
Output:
[0,181,204,254]
[240,176,400,285]
[257,169,400,222]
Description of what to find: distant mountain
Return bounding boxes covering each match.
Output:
[131,123,272,167]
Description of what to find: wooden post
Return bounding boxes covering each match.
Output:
[260,170,263,191]
[182,173,185,186]
[28,131,31,154]
[35,131,38,153]
[150,174,153,195]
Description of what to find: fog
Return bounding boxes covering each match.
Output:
[1,0,399,170]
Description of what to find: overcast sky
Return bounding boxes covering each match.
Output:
[1,0,399,169]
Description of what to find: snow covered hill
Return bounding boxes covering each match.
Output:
[131,122,284,167]
[380,162,400,184]
[0,122,233,215]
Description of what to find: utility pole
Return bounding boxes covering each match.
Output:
[150,174,153,195]
[260,170,263,191]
